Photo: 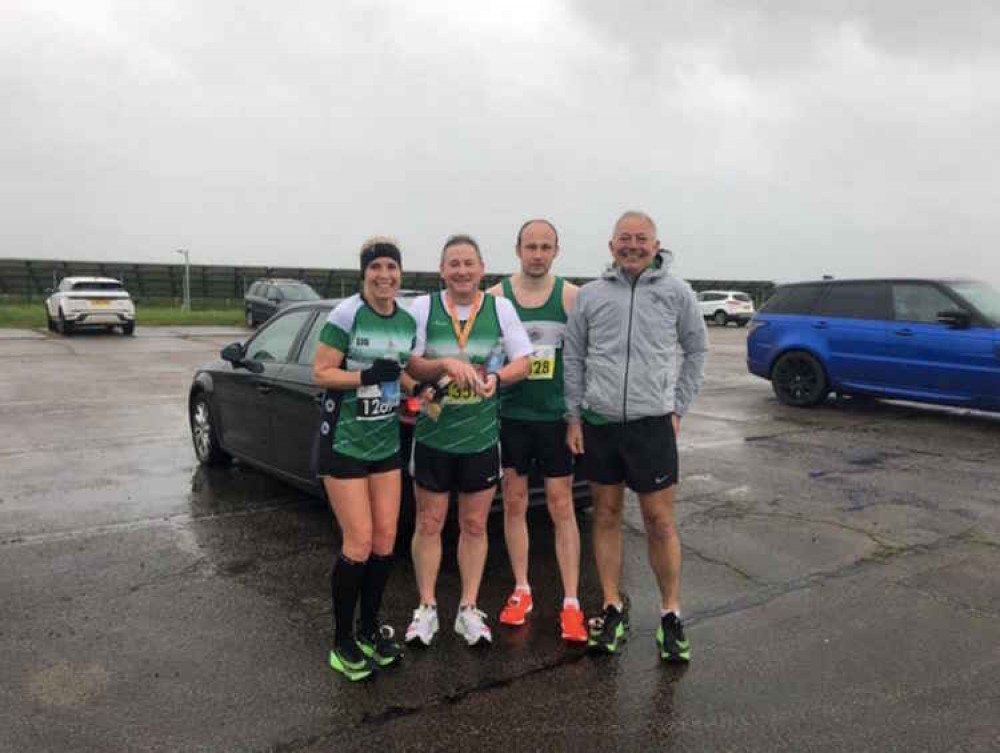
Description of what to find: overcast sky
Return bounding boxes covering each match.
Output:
[2,1,998,283]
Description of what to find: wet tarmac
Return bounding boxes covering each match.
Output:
[1,325,998,752]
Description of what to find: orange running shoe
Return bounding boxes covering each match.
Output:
[499,590,533,626]
[560,605,588,643]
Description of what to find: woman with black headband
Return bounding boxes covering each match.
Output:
[313,236,417,681]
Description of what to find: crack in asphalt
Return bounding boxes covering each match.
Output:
[0,498,303,548]
[683,529,987,627]
[683,544,766,584]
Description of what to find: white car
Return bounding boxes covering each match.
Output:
[697,290,755,327]
[45,276,136,335]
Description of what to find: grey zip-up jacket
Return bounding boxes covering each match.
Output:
[563,251,708,422]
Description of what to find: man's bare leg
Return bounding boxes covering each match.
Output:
[590,481,625,608]
[638,485,681,613]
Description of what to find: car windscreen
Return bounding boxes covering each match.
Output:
[948,281,1000,324]
[71,281,123,292]
[278,285,320,301]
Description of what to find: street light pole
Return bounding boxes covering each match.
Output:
[176,249,191,311]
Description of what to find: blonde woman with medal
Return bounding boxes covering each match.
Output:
[403,235,533,647]
[313,237,418,681]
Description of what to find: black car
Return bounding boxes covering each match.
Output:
[244,279,320,328]
[188,300,591,543]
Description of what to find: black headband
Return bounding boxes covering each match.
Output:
[360,243,402,275]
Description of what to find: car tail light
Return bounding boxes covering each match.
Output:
[747,320,769,335]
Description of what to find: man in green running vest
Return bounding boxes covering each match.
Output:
[403,235,534,648]
[487,219,588,643]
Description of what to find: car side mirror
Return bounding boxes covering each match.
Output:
[44,287,53,295]
[937,310,972,328]
[221,342,244,362]
[221,342,265,373]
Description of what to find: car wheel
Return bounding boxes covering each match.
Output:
[737,319,748,327]
[713,310,727,327]
[245,308,255,328]
[190,393,231,465]
[122,321,135,336]
[57,309,73,335]
[771,351,829,407]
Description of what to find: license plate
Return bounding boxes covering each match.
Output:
[92,299,111,307]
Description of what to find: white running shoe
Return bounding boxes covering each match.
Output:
[454,605,493,646]
[405,604,439,646]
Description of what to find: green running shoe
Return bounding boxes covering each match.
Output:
[656,612,691,663]
[587,600,629,654]
[329,640,374,681]
[358,624,403,667]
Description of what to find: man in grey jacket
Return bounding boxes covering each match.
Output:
[564,210,708,662]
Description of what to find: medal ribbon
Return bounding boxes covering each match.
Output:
[442,290,483,352]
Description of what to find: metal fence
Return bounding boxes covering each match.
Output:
[0,258,775,306]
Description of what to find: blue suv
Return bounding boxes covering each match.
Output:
[747,278,1000,411]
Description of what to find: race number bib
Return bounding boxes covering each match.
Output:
[356,384,395,420]
[528,346,556,381]
[443,380,482,405]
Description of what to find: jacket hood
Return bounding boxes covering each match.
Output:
[602,248,675,281]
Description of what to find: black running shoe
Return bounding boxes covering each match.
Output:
[358,624,404,667]
[329,639,374,681]
[657,612,691,663]
[587,598,630,654]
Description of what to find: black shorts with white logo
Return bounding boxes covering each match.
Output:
[500,418,573,478]
[413,442,500,494]
[317,447,401,480]
[581,414,678,493]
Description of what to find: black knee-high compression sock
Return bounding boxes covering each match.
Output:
[332,553,367,645]
[359,553,394,636]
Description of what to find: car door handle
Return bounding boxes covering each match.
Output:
[256,383,273,395]
[893,328,914,337]
[811,321,828,329]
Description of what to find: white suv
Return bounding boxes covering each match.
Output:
[697,290,755,327]
[45,276,136,335]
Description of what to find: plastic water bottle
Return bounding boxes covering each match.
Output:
[380,350,400,407]
[484,342,505,374]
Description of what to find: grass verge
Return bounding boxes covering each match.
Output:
[0,303,245,329]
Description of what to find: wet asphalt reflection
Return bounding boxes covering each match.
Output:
[1,325,998,753]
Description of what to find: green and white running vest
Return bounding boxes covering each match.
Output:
[499,277,567,422]
[414,292,502,454]
[318,294,416,461]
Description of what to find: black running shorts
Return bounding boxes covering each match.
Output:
[413,442,500,494]
[317,447,401,480]
[500,418,573,478]
[580,414,678,493]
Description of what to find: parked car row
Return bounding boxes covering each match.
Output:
[747,278,1000,413]
[44,276,136,335]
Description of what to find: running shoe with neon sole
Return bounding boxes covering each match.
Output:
[560,605,588,643]
[587,600,629,654]
[405,604,439,646]
[329,640,374,682]
[656,612,691,663]
[358,624,404,667]
[454,605,493,646]
[499,590,533,626]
